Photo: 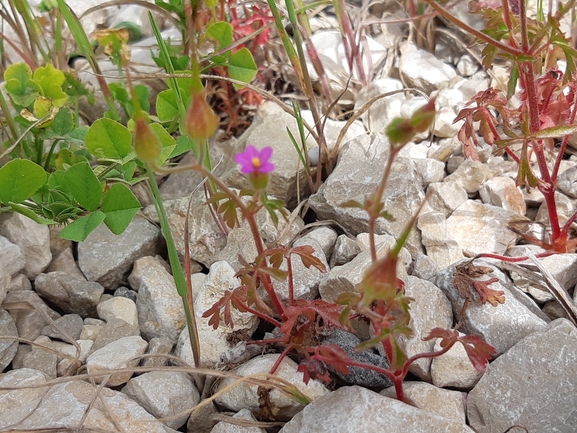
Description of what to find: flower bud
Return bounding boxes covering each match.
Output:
[134,114,161,164]
[184,89,219,141]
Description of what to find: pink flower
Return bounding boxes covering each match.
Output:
[235,145,275,174]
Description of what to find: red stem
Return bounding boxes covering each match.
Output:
[287,254,295,305]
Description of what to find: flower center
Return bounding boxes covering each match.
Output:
[251,156,262,169]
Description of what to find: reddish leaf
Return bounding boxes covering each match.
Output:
[423,327,459,348]
[297,357,332,384]
[458,334,497,371]
[202,286,249,329]
[291,245,327,272]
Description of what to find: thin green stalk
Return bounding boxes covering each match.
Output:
[146,164,200,367]
[56,0,120,121]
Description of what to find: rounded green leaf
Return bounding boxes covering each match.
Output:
[156,89,179,122]
[86,118,132,159]
[101,183,141,234]
[149,123,176,165]
[59,211,105,241]
[64,161,102,211]
[206,22,233,50]
[0,159,47,204]
[227,48,257,88]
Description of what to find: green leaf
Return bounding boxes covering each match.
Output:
[33,64,68,106]
[227,48,257,88]
[0,159,47,204]
[156,89,180,122]
[171,135,194,158]
[4,63,40,107]
[46,106,74,136]
[149,123,176,165]
[86,118,132,159]
[206,21,233,51]
[59,211,105,241]
[9,203,56,224]
[65,161,102,211]
[101,183,140,234]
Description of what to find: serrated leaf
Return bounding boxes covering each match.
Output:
[227,48,257,88]
[86,118,132,159]
[529,124,577,139]
[59,211,105,241]
[65,161,102,211]
[0,159,47,204]
[101,183,140,234]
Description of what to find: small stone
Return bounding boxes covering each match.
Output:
[418,211,464,269]
[41,314,84,341]
[322,328,392,387]
[0,271,8,305]
[176,261,259,368]
[557,166,577,198]
[114,286,138,302]
[446,200,525,256]
[91,318,141,351]
[297,226,337,259]
[433,260,549,355]
[399,42,457,94]
[22,342,58,378]
[434,107,462,138]
[34,272,104,318]
[78,216,163,289]
[412,158,446,187]
[0,309,18,372]
[479,176,526,215]
[3,290,61,341]
[355,77,405,134]
[0,235,25,277]
[329,234,361,268]
[129,256,186,343]
[86,335,148,386]
[141,337,174,368]
[0,213,51,279]
[97,296,139,327]
[430,332,484,390]
[8,273,31,291]
[45,247,85,280]
[426,182,468,218]
[380,381,466,424]
[210,408,266,433]
[468,319,577,433]
[411,253,439,281]
[0,374,170,432]
[456,54,479,76]
[279,386,473,433]
[443,159,492,194]
[389,276,453,380]
[122,371,200,429]
[214,354,329,420]
[309,134,425,254]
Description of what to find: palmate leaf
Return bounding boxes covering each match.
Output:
[291,245,326,272]
[201,286,249,330]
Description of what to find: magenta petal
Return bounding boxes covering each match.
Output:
[258,146,272,162]
[260,161,275,173]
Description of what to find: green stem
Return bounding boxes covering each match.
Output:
[146,164,201,367]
